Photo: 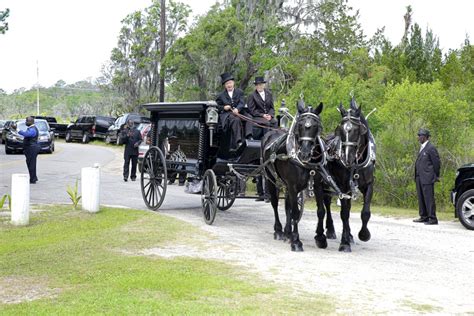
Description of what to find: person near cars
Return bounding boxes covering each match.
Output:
[15,116,40,184]
[215,72,253,151]
[247,76,277,201]
[121,119,142,182]
[413,128,441,225]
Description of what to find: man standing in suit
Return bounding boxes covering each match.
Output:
[215,72,253,151]
[121,119,142,182]
[413,128,441,225]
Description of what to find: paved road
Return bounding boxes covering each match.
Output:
[1,142,473,313]
[0,141,204,210]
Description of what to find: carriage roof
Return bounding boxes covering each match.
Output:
[143,101,217,117]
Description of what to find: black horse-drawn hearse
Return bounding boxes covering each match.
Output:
[140,99,376,252]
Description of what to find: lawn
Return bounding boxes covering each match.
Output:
[0,206,334,315]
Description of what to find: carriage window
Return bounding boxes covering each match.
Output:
[157,119,201,159]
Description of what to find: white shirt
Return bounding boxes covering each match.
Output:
[227,89,234,99]
[258,90,265,101]
[419,140,429,152]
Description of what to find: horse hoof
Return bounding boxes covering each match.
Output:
[315,236,328,249]
[326,230,337,240]
[338,244,351,252]
[274,231,284,240]
[291,243,304,252]
[358,229,371,242]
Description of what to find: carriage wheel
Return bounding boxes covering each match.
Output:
[217,177,236,211]
[297,191,305,222]
[141,146,167,211]
[202,169,218,225]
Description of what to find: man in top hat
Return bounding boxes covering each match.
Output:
[413,128,441,225]
[247,76,277,129]
[247,76,277,201]
[215,72,253,151]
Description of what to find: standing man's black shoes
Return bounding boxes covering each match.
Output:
[424,219,438,225]
[413,217,428,223]
[124,178,128,182]
[131,178,136,181]
[255,195,265,202]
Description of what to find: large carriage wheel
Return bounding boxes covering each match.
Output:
[202,169,218,225]
[297,191,305,222]
[217,176,236,211]
[141,146,167,211]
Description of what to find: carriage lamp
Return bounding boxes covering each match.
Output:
[278,99,291,129]
[206,104,219,146]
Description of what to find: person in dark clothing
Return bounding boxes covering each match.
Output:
[15,117,40,184]
[247,76,278,130]
[215,72,253,151]
[247,76,277,202]
[413,128,441,225]
[121,120,142,182]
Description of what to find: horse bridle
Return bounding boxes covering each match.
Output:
[296,112,321,142]
[338,109,365,167]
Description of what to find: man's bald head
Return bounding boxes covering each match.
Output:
[26,116,34,126]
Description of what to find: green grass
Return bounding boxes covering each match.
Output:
[401,299,442,313]
[0,206,334,315]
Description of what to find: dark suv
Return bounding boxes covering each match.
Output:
[451,163,474,230]
[65,115,115,143]
[105,113,150,145]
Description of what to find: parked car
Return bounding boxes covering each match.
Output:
[452,163,474,230]
[1,120,15,144]
[4,119,55,154]
[105,113,150,145]
[33,116,68,138]
[65,115,115,143]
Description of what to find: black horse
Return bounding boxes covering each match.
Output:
[261,101,325,252]
[315,100,376,252]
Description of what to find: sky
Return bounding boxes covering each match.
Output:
[0,0,473,93]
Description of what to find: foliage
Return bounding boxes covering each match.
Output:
[0,206,335,314]
[0,80,124,119]
[0,8,8,34]
[375,80,472,208]
[0,194,11,211]
[66,180,81,210]
[108,0,190,109]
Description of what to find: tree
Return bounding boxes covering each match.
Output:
[108,0,190,109]
[0,8,9,34]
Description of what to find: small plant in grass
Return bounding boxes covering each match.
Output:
[0,194,11,211]
[66,180,81,210]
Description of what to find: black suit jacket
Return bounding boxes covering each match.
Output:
[415,141,441,184]
[215,88,245,113]
[122,127,142,157]
[247,89,275,118]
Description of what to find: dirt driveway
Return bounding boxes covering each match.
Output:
[142,201,473,314]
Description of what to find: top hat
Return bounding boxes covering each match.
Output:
[220,72,234,85]
[417,128,430,137]
[254,76,266,84]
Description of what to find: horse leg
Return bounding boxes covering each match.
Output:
[339,199,352,252]
[324,194,337,239]
[314,185,328,249]
[282,192,292,242]
[268,181,284,240]
[358,182,373,242]
[289,189,303,252]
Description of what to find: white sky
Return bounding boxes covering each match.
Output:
[0,0,473,93]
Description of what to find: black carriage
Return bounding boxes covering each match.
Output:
[140,101,303,225]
